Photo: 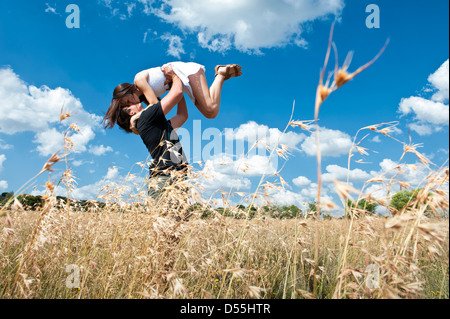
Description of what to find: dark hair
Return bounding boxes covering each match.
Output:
[103,83,149,134]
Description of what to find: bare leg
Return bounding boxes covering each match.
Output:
[189,66,241,119]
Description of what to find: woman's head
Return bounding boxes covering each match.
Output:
[103,83,143,133]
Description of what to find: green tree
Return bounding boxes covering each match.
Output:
[20,195,43,210]
[345,199,378,218]
[266,205,303,219]
[390,188,436,217]
[306,202,322,217]
[390,189,420,212]
[282,205,302,219]
[1,192,14,207]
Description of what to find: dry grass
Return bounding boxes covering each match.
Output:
[0,24,448,299]
[0,208,448,299]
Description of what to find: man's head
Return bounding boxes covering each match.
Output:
[103,83,143,133]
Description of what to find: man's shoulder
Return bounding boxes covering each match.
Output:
[142,101,163,117]
[138,102,165,127]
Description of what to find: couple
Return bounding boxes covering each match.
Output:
[103,62,243,200]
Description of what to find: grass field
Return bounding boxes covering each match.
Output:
[0,204,448,299]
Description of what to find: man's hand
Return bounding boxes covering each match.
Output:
[162,65,175,87]
[161,76,184,116]
[170,96,188,130]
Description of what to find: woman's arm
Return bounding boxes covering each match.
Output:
[170,96,188,130]
[134,71,159,106]
[160,75,184,116]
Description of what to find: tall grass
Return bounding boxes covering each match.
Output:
[1,209,448,299]
[0,25,448,299]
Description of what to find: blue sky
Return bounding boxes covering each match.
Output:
[0,0,448,214]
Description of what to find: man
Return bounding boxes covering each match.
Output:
[103,75,189,202]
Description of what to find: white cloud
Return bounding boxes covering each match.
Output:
[73,160,84,167]
[371,136,382,143]
[0,67,102,156]
[71,167,136,201]
[105,166,120,180]
[31,166,140,201]
[89,145,114,156]
[226,121,306,149]
[0,154,6,172]
[0,180,8,192]
[322,164,372,183]
[365,158,433,200]
[45,3,59,15]
[398,59,449,134]
[198,152,280,193]
[0,155,9,193]
[399,96,449,126]
[136,0,154,15]
[33,129,65,157]
[300,127,353,157]
[0,138,13,150]
[99,0,120,16]
[150,0,344,53]
[265,188,307,207]
[204,153,278,177]
[125,2,137,18]
[264,182,334,209]
[195,120,307,196]
[73,159,95,167]
[407,123,436,136]
[428,59,449,103]
[161,33,186,59]
[98,0,343,53]
[377,158,398,175]
[293,176,312,188]
[143,28,156,43]
[71,126,97,154]
[199,162,252,192]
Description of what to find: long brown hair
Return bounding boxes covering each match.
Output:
[103,83,148,134]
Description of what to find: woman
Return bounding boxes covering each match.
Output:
[138,62,241,118]
[104,62,242,132]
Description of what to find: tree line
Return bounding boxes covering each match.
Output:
[0,192,105,212]
[2,188,446,219]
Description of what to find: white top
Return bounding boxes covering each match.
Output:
[146,62,205,103]
[147,67,169,98]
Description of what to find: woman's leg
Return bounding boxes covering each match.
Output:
[189,66,241,119]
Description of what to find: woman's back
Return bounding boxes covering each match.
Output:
[146,67,169,98]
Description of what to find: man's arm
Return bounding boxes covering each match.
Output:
[170,96,188,130]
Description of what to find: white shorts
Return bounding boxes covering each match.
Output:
[163,62,206,104]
